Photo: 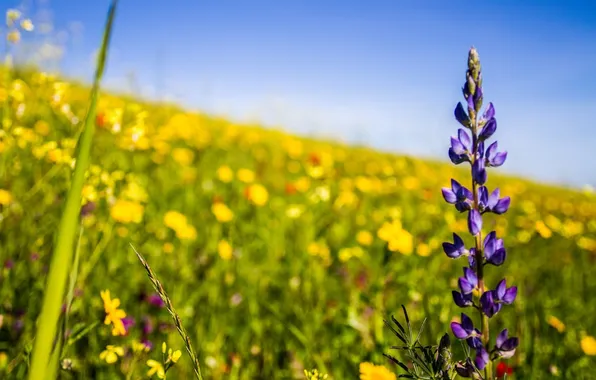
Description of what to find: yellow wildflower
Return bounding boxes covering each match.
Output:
[217,165,234,183]
[535,221,552,238]
[34,120,50,136]
[581,335,596,356]
[164,211,188,231]
[110,200,144,223]
[100,290,126,336]
[218,240,233,260]
[6,9,21,26]
[146,359,165,379]
[237,168,255,183]
[170,349,182,363]
[132,340,151,353]
[356,230,373,246]
[99,345,124,364]
[416,242,431,257]
[378,220,402,242]
[294,177,311,192]
[304,369,328,380]
[246,184,269,206]
[172,147,194,166]
[359,362,396,380]
[212,203,234,222]
[176,224,197,241]
[0,189,12,205]
[547,316,566,333]
[388,229,414,255]
[7,30,20,44]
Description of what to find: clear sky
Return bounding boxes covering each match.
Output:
[10,0,596,187]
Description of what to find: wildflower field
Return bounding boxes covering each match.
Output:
[1,3,596,380]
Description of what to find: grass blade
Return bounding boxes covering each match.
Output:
[130,244,204,380]
[27,2,118,379]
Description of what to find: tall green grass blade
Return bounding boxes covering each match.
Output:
[27,2,118,379]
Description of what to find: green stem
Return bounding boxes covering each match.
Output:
[27,3,117,379]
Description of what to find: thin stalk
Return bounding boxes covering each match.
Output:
[471,114,492,379]
[27,3,118,379]
[131,244,204,380]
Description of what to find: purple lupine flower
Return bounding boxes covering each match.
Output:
[483,232,506,266]
[443,233,468,258]
[443,47,518,375]
[458,268,478,294]
[495,329,519,359]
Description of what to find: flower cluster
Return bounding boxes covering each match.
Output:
[441,48,519,377]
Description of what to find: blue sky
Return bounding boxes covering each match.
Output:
[11,0,596,187]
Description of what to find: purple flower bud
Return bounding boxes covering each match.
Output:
[472,159,487,185]
[449,147,468,165]
[468,210,482,236]
[492,197,511,215]
[473,86,483,113]
[480,291,502,317]
[485,141,507,167]
[484,231,506,266]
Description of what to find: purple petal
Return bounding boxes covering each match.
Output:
[467,336,483,350]
[451,322,469,339]
[491,151,508,167]
[451,137,466,155]
[478,186,488,209]
[487,188,500,209]
[472,160,487,185]
[449,148,467,164]
[479,118,497,141]
[496,279,507,299]
[486,141,498,159]
[501,337,519,352]
[461,313,474,332]
[464,267,478,287]
[454,102,470,127]
[493,197,511,214]
[468,210,482,236]
[453,291,473,308]
[475,348,489,370]
[466,93,475,110]
[459,277,475,294]
[496,329,509,348]
[487,248,506,266]
[482,102,495,120]
[503,286,518,304]
[458,129,472,150]
[473,86,483,112]
[442,188,457,204]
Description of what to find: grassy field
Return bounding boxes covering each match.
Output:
[1,66,596,379]
[1,6,596,379]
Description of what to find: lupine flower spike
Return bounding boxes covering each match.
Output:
[441,47,518,379]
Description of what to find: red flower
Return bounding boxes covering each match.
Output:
[285,183,297,195]
[96,112,105,127]
[308,153,321,166]
[496,361,514,378]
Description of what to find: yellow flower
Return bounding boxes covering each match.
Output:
[535,221,552,238]
[377,220,402,242]
[581,335,596,356]
[359,362,396,380]
[146,359,165,378]
[132,340,151,353]
[218,240,233,260]
[246,184,269,206]
[212,203,234,222]
[99,345,124,364]
[416,243,431,257]
[388,229,414,255]
[6,9,21,26]
[547,316,566,333]
[304,369,328,380]
[217,165,234,183]
[237,168,255,183]
[176,224,197,241]
[100,290,127,336]
[172,147,194,166]
[356,230,373,246]
[164,211,187,230]
[34,120,50,136]
[110,200,144,223]
[0,189,12,205]
[170,349,182,363]
[7,30,20,44]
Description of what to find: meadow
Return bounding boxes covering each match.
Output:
[1,4,596,380]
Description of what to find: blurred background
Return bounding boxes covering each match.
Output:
[9,0,596,188]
